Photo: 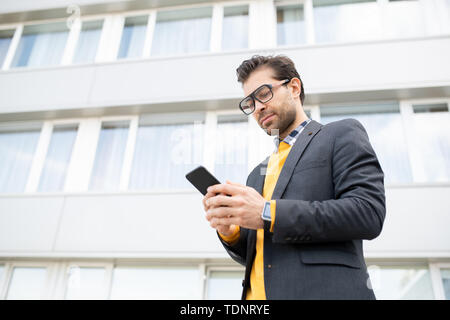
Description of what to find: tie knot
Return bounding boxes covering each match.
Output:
[278,141,290,153]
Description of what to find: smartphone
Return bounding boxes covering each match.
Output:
[185,166,221,196]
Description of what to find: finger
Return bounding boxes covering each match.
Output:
[210,216,240,229]
[203,192,216,211]
[226,180,246,188]
[206,206,236,220]
[206,194,236,208]
[207,183,242,197]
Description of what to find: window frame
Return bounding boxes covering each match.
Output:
[366,260,439,300]
[399,98,450,185]
[108,261,204,300]
[275,0,315,46]
[204,265,245,300]
[430,262,450,300]
[0,23,21,70]
[55,261,114,300]
[317,98,450,187]
[0,261,58,300]
[86,115,138,193]
[62,15,108,65]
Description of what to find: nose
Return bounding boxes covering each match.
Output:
[254,99,266,113]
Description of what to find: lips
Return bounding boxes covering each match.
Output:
[261,114,275,126]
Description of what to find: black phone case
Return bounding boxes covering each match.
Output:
[185,166,221,195]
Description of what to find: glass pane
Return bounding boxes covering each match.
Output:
[313,0,382,43]
[89,121,129,191]
[413,103,449,114]
[367,265,434,300]
[0,265,4,283]
[0,29,14,67]
[65,267,106,300]
[38,125,78,192]
[441,269,450,300]
[0,128,41,193]
[151,7,212,56]
[320,103,413,184]
[129,121,204,190]
[110,266,200,299]
[6,267,47,300]
[11,22,69,68]
[384,0,427,39]
[207,270,244,300]
[214,116,248,185]
[118,15,148,59]
[277,4,306,46]
[222,6,249,51]
[410,104,450,182]
[72,20,103,64]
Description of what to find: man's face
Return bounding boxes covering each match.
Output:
[242,67,297,137]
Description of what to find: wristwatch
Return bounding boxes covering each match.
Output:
[261,201,272,231]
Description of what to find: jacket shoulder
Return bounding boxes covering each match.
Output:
[321,118,367,136]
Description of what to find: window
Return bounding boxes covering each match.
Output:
[6,267,48,300]
[11,22,69,68]
[214,114,248,185]
[441,269,450,300]
[38,124,78,192]
[151,7,212,56]
[410,103,450,182]
[320,103,413,184]
[0,29,14,67]
[72,20,103,64]
[117,15,148,59]
[313,0,381,43]
[277,4,306,46]
[0,264,4,283]
[129,116,204,190]
[65,267,107,300]
[0,126,41,193]
[109,266,200,299]
[367,265,434,299]
[222,5,249,51]
[89,121,130,191]
[206,270,244,300]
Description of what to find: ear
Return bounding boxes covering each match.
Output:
[289,78,302,100]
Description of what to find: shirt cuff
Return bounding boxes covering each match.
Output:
[270,200,276,233]
[219,225,241,244]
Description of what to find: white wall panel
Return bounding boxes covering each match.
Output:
[0,36,449,115]
[0,185,449,258]
[53,191,223,254]
[0,196,65,251]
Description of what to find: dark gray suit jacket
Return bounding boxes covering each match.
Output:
[218,118,386,300]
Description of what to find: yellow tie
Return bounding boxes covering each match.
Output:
[246,141,292,300]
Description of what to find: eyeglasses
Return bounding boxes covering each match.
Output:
[239,79,290,115]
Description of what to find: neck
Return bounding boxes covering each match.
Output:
[279,111,309,141]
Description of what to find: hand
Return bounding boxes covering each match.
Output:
[203,190,237,236]
[204,180,266,230]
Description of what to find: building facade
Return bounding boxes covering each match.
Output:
[0,0,449,299]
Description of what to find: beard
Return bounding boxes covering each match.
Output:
[262,102,297,138]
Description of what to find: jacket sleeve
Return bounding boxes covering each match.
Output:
[217,228,248,266]
[272,118,386,244]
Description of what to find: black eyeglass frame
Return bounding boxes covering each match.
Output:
[238,79,291,115]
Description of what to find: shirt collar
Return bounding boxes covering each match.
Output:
[273,118,311,151]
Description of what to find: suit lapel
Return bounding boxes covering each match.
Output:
[252,156,269,195]
[271,120,323,200]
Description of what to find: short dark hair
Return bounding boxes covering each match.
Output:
[236,54,305,105]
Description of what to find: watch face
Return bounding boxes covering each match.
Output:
[262,202,271,221]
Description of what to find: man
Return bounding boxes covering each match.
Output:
[203,55,385,300]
